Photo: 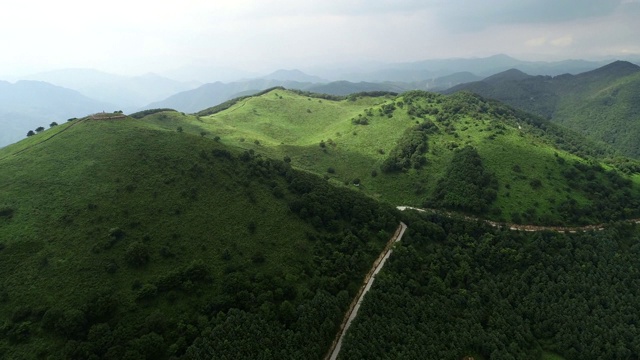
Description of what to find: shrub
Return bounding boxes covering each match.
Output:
[136,284,158,301]
[530,178,543,189]
[125,242,150,267]
[251,252,266,263]
[0,207,14,219]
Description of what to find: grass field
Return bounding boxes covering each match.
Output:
[137,89,640,225]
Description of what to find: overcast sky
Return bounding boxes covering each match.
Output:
[1,0,639,77]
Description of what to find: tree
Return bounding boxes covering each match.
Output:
[50,122,58,128]
[125,241,150,267]
[35,126,45,133]
[26,130,35,137]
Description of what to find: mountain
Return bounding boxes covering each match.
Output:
[411,71,483,91]
[0,115,398,358]
[482,68,532,83]
[261,69,327,83]
[143,79,311,113]
[3,90,640,358]
[305,81,404,96]
[0,80,114,148]
[145,73,483,114]
[184,88,639,226]
[446,60,640,158]
[336,54,613,82]
[23,69,200,110]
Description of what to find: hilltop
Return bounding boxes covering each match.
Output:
[447,61,640,158]
[0,116,398,358]
[140,88,640,226]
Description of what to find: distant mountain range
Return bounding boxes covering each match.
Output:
[22,69,200,111]
[2,54,639,148]
[447,60,640,158]
[313,54,619,82]
[0,80,112,147]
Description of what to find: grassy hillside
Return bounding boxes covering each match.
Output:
[447,61,640,158]
[0,117,399,359]
[140,89,640,226]
[3,87,640,360]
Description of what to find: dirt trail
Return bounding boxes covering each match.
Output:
[397,206,640,233]
[324,222,407,360]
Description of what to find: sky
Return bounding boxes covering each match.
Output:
[1,0,639,77]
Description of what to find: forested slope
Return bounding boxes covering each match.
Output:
[446,61,640,158]
[0,117,398,359]
[341,211,640,359]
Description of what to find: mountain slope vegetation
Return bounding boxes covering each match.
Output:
[142,88,640,226]
[3,86,640,359]
[341,210,640,359]
[0,117,398,359]
[446,61,640,158]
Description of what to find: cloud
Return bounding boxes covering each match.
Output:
[550,35,573,47]
[0,0,638,77]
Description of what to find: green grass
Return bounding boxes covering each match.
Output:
[0,117,397,358]
[138,89,640,225]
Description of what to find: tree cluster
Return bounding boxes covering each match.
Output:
[430,146,498,214]
[380,120,438,173]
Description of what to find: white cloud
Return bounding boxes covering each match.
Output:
[550,35,574,47]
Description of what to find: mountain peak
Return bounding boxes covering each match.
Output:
[580,60,640,78]
[483,68,532,83]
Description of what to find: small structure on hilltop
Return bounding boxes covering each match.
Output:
[90,111,127,120]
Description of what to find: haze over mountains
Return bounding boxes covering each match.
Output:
[1,54,639,149]
[0,81,113,147]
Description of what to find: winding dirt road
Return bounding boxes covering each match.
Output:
[324,222,407,360]
[397,206,640,233]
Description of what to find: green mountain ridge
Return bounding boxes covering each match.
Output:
[146,88,640,226]
[3,91,640,359]
[446,60,640,158]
